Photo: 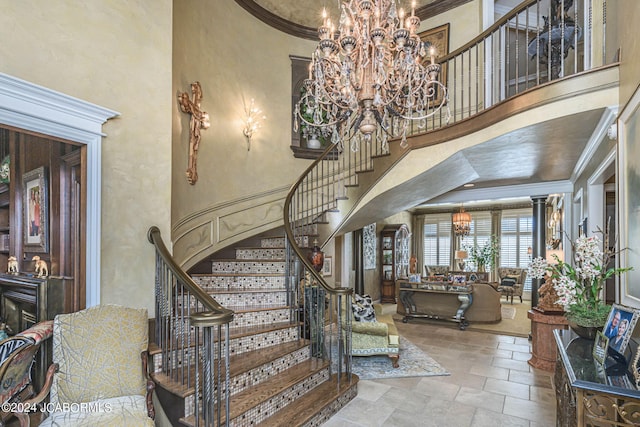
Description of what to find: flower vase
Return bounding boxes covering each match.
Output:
[306,134,322,149]
[567,319,602,340]
[477,264,485,273]
[307,239,324,272]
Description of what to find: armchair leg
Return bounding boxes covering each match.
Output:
[519,296,522,303]
[389,355,399,368]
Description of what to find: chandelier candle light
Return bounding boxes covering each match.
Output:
[294,0,449,152]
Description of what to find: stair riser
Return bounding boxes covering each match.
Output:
[261,235,310,248]
[210,291,288,307]
[230,326,299,357]
[192,275,285,291]
[226,346,310,397]
[231,308,291,329]
[176,292,289,312]
[235,248,284,260]
[230,368,330,426]
[301,384,358,427]
[211,261,286,274]
[154,326,300,373]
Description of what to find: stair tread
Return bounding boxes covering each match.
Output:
[151,340,310,398]
[229,321,299,339]
[227,358,330,418]
[257,373,358,426]
[180,358,331,425]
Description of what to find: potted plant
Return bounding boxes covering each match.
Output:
[465,236,499,273]
[528,224,633,337]
[298,87,332,149]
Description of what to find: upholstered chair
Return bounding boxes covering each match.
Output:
[342,297,400,368]
[27,305,154,427]
[0,320,53,427]
[496,267,527,303]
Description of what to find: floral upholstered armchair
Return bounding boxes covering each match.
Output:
[25,304,155,427]
[497,267,527,303]
[342,295,400,368]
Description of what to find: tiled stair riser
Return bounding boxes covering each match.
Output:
[235,248,285,259]
[211,291,288,307]
[226,346,310,397]
[192,275,285,291]
[155,325,299,372]
[230,308,291,329]
[230,368,330,427]
[211,261,285,274]
[302,385,358,427]
[261,235,310,248]
[230,326,299,356]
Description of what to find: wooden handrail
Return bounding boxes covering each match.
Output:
[147,226,234,323]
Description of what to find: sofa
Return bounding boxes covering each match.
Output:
[396,281,502,323]
[344,298,400,368]
[497,267,527,303]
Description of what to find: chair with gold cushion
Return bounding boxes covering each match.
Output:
[342,297,400,368]
[25,304,154,427]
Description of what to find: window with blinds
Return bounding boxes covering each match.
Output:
[501,208,533,290]
[423,214,452,267]
[500,208,533,268]
[460,211,492,270]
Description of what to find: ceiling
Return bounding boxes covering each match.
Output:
[236,0,618,215]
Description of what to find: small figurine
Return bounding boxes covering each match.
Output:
[0,318,12,341]
[32,255,48,277]
[7,256,18,274]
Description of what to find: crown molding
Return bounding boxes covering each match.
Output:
[234,0,473,41]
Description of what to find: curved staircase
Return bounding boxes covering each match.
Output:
[149,1,615,425]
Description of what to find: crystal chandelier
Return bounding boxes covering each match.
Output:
[452,206,471,236]
[293,0,449,152]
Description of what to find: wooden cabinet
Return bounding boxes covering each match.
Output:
[554,328,640,426]
[0,273,72,389]
[0,184,9,272]
[380,224,410,303]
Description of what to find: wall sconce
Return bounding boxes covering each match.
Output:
[242,98,266,151]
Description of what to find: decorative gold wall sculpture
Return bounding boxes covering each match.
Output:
[178,82,210,185]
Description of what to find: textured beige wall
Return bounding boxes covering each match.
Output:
[0,0,173,315]
[172,1,315,222]
[618,0,640,107]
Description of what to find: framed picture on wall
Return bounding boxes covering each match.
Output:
[22,166,49,253]
[322,256,332,277]
[419,23,450,106]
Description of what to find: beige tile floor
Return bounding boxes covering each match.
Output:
[326,310,556,427]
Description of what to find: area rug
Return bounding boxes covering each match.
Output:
[501,305,516,320]
[344,337,449,380]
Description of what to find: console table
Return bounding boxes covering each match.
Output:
[554,328,640,426]
[397,280,473,330]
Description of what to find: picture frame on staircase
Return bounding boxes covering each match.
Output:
[322,256,332,277]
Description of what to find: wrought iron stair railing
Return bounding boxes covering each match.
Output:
[148,226,234,427]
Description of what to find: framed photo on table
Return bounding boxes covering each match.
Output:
[603,304,640,355]
[22,167,49,253]
[593,331,608,365]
